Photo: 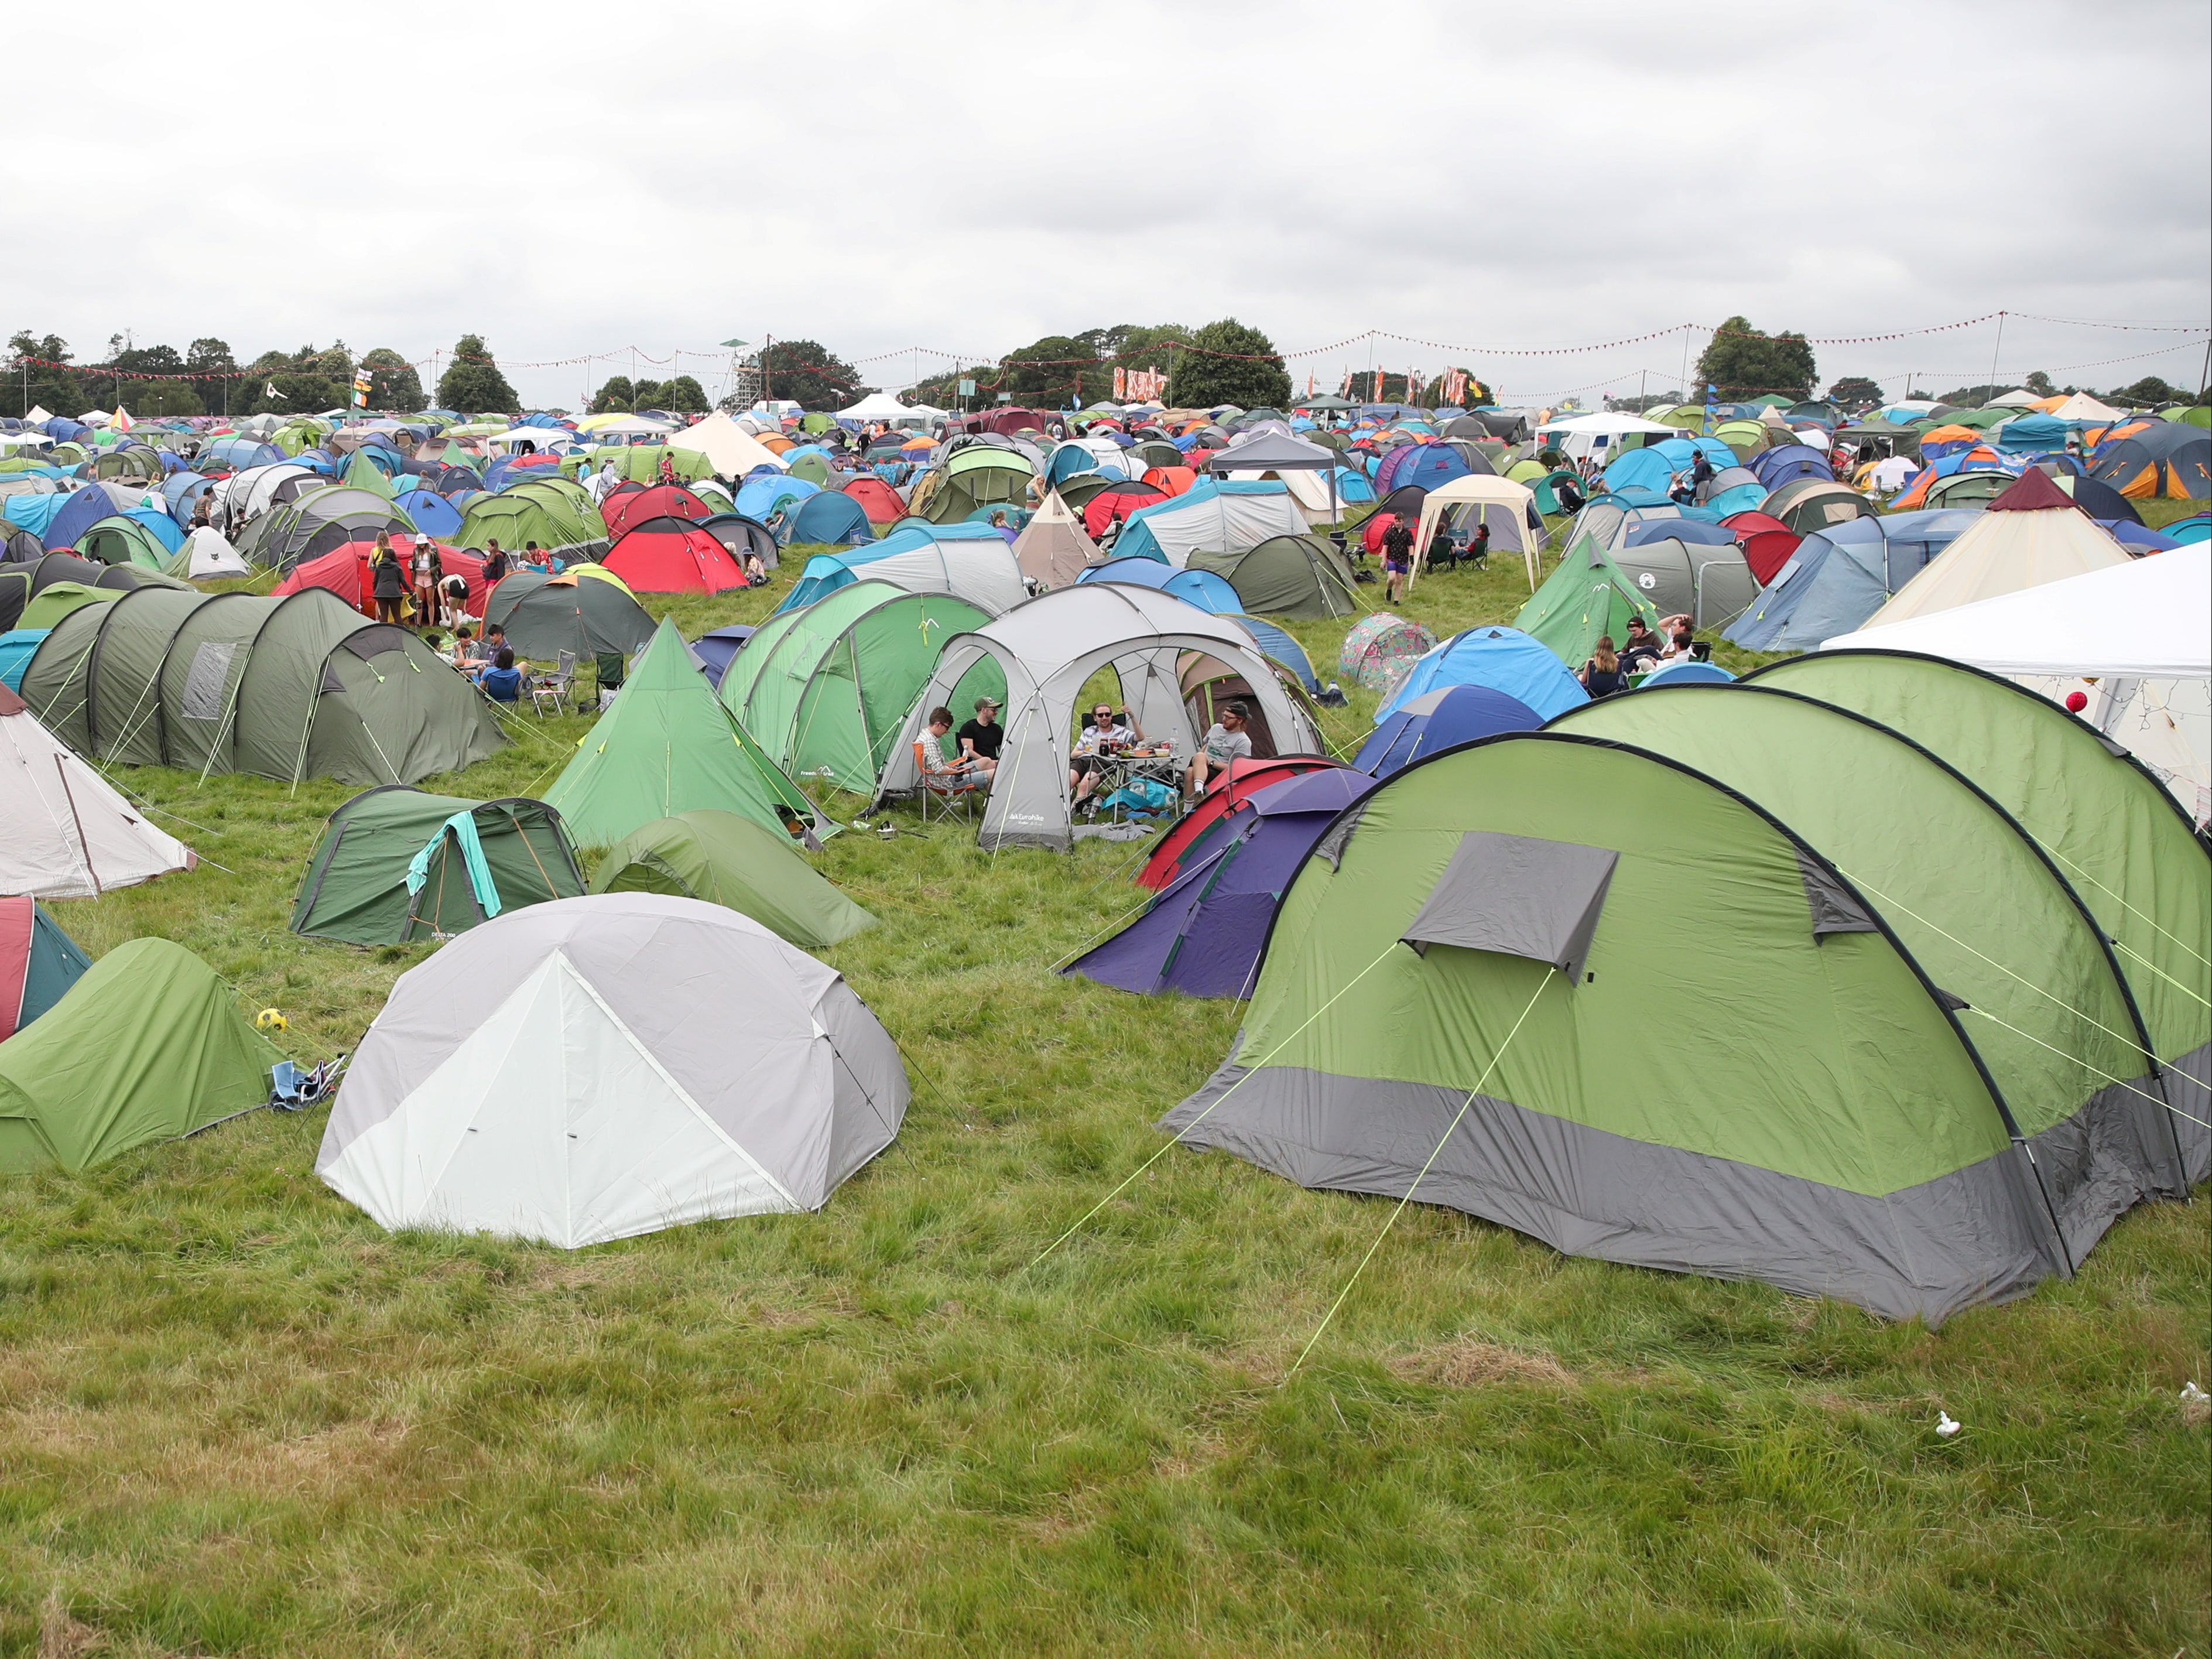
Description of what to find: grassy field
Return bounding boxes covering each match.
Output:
[1,511,2205,1657]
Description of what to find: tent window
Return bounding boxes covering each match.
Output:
[1400,830,1618,983]
[179,642,237,721]
[1795,849,1879,940]
[338,625,414,661]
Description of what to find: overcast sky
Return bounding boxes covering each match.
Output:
[7,2,2207,410]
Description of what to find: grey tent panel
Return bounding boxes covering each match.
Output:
[1401,830,1618,983]
[1796,849,1880,939]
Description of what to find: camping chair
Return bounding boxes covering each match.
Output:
[530,650,576,718]
[593,649,626,711]
[910,740,981,825]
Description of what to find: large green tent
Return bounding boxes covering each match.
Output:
[1159,713,2200,1323]
[1186,534,1363,620]
[76,516,174,570]
[717,580,999,792]
[589,809,876,948]
[456,483,609,565]
[577,444,713,485]
[234,484,417,572]
[290,785,587,945]
[482,570,657,663]
[1512,535,1661,666]
[543,618,824,848]
[0,938,278,1174]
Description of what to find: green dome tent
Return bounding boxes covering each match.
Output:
[578,444,713,485]
[483,570,658,663]
[717,580,1002,792]
[1512,535,1662,666]
[291,786,587,945]
[456,483,610,566]
[0,938,278,1175]
[234,484,419,572]
[543,618,825,849]
[18,582,112,632]
[1186,533,1363,620]
[76,515,176,570]
[588,809,876,949]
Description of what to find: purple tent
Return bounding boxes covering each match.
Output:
[1066,768,1379,999]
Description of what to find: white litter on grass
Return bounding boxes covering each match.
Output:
[1935,1410,1962,1438]
[2180,1381,2207,1404]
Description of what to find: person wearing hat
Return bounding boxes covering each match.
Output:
[409,533,443,628]
[956,696,1004,782]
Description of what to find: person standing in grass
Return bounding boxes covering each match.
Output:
[1381,516,1414,603]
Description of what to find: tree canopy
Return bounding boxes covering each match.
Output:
[1826,376,1883,409]
[1167,319,1291,412]
[590,375,636,415]
[435,335,519,415]
[1694,317,1817,401]
[758,341,858,412]
[361,347,423,413]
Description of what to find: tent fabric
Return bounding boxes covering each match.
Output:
[0,629,46,691]
[1854,483,2129,631]
[1723,509,1805,584]
[1353,685,1545,777]
[780,490,875,548]
[605,518,749,593]
[775,526,1026,615]
[667,412,789,480]
[273,541,487,621]
[1400,830,1618,984]
[1512,537,1662,668]
[1409,476,1545,585]
[0,897,90,1041]
[1226,615,1318,691]
[691,625,755,690]
[1762,478,1878,536]
[842,476,908,526]
[1375,626,1590,724]
[290,786,586,945]
[177,526,249,579]
[316,894,908,1245]
[0,938,276,1175]
[543,618,824,849]
[1609,536,1758,628]
[1138,755,1345,892]
[1110,478,1307,567]
[1338,613,1439,693]
[1078,558,1244,614]
[720,582,999,792]
[876,584,1324,851]
[588,810,877,949]
[484,570,658,662]
[1155,727,2189,1324]
[1010,490,1102,591]
[603,484,713,539]
[0,680,195,897]
[1185,534,1362,620]
[1723,512,1982,652]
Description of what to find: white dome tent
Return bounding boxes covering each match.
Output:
[0,681,194,899]
[316,894,909,1247]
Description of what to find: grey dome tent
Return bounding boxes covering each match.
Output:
[1187,533,1363,620]
[233,484,418,572]
[1609,535,1759,628]
[484,571,658,663]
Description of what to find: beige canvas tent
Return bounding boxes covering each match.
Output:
[1410,476,1546,589]
[1010,490,1102,590]
[667,413,788,480]
[1857,467,2130,631]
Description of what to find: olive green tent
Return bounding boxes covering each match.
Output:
[578,445,713,485]
[76,516,174,570]
[1160,705,2201,1323]
[18,583,112,632]
[234,484,418,572]
[543,618,824,848]
[456,483,610,565]
[19,586,505,785]
[717,580,1001,791]
[1186,534,1364,620]
[484,570,657,662]
[291,785,587,945]
[590,809,876,947]
[0,938,278,1174]
[1512,535,1662,666]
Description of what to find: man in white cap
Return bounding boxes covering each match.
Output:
[409,533,442,628]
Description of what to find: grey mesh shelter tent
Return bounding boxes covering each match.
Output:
[878,583,1322,851]
[1187,534,1364,620]
[19,585,504,785]
[290,786,587,945]
[317,894,909,1247]
[233,485,418,572]
[1159,711,2204,1323]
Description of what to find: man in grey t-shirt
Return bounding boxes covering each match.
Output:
[1186,702,1252,799]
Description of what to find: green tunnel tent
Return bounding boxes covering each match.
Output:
[291,786,587,945]
[0,938,279,1175]
[717,581,1002,792]
[1186,534,1363,620]
[75,515,179,571]
[19,585,505,785]
[588,809,877,949]
[456,482,610,566]
[482,570,658,663]
[543,618,826,849]
[233,485,418,572]
[1513,535,1663,666]
[1745,649,2211,1174]
[1160,722,2190,1323]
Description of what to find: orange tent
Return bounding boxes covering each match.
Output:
[1142,466,1198,497]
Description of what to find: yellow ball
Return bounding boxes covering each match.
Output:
[255,1009,288,1032]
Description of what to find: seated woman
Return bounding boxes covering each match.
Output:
[478,647,525,704]
[1580,635,1627,699]
[1069,701,1142,811]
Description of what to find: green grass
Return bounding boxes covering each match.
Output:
[1,531,2204,1657]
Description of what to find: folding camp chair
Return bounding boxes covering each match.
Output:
[530,650,576,718]
[910,740,981,825]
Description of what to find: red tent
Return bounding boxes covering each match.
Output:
[1082,481,1166,539]
[604,516,748,593]
[1137,754,1341,891]
[842,476,907,525]
[1361,512,1406,558]
[604,483,711,539]
[272,540,490,618]
[1720,511,1802,585]
[1141,466,1197,498]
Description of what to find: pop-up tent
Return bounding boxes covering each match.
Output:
[290,786,587,945]
[0,938,277,1174]
[1110,478,1307,566]
[1353,684,1543,777]
[1375,625,1588,723]
[589,810,878,949]
[605,517,749,593]
[1723,511,1982,652]
[1512,537,1663,668]
[485,570,658,662]
[0,680,195,897]
[776,525,1026,615]
[316,894,908,1246]
[1186,533,1362,620]
[0,897,90,1039]
[1010,490,1102,590]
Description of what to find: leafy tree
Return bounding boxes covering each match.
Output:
[1827,376,1883,409]
[632,380,666,410]
[6,332,85,416]
[2022,370,2056,396]
[590,375,635,414]
[435,334,518,415]
[1694,316,1817,400]
[185,338,237,414]
[2108,375,2182,406]
[1167,318,1290,411]
[661,375,710,413]
[1932,383,2011,409]
[361,347,423,413]
[756,340,859,412]
[998,336,1095,406]
[126,380,204,418]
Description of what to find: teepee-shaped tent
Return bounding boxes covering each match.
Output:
[1009,489,1101,590]
[542,618,824,848]
[0,682,194,898]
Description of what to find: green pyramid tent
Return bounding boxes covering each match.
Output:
[1512,534,1661,667]
[0,938,278,1174]
[588,809,876,947]
[542,618,824,849]
[344,448,397,500]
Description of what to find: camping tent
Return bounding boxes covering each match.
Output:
[0,680,195,897]
[1353,685,1545,778]
[176,526,249,579]
[0,897,90,1040]
[1375,625,1590,723]
[1338,613,1437,693]
[2087,420,2210,500]
[1110,478,1307,567]
[542,618,824,849]
[1723,511,1982,652]
[1010,490,1102,590]
[1512,536,1663,668]
[1079,558,1244,614]
[877,584,1323,851]
[484,570,658,662]
[1610,535,1759,628]
[316,894,908,1245]
[1186,534,1362,620]
[780,490,875,547]
[1138,755,1345,892]
[843,476,908,527]
[1155,715,2199,1323]
[0,938,276,1174]
[589,810,877,948]
[605,517,749,593]
[1410,476,1546,587]
[667,412,789,480]
[691,625,754,690]
[1761,478,1877,536]
[603,483,712,539]
[719,582,1001,792]
[454,484,609,566]
[234,485,419,572]
[290,786,587,945]
[775,526,1026,615]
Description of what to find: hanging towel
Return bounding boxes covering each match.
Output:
[405,810,502,918]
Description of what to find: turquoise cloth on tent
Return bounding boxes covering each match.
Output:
[405,811,501,918]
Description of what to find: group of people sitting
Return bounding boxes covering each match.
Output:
[1578,614,1703,696]
[915,696,1258,809]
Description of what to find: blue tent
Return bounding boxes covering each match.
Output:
[1047,445,1110,485]
[1376,442,1471,494]
[2103,519,2180,553]
[1354,684,1543,777]
[1227,614,1317,690]
[392,488,463,538]
[1724,511,1981,652]
[1995,412,2068,453]
[1650,435,1736,472]
[1330,466,1375,504]
[0,629,50,691]
[1376,625,1590,723]
[117,505,184,553]
[1703,481,1767,518]
[781,490,875,547]
[1749,444,1833,488]
[735,473,819,521]
[1639,658,1736,687]
[1601,449,1679,494]
[1077,557,1242,613]
[691,624,755,690]
[42,488,129,552]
